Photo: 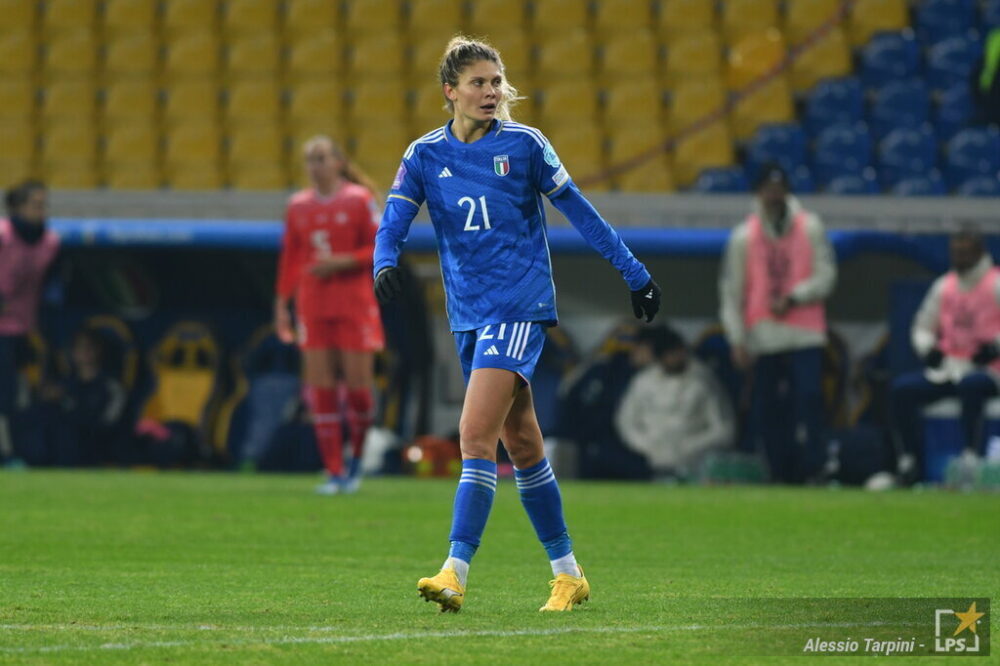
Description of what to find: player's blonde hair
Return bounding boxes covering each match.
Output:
[438,35,521,121]
[302,135,379,197]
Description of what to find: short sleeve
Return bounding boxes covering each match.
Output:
[531,133,572,198]
[387,145,426,208]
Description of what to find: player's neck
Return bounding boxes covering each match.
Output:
[451,116,492,144]
[314,176,343,198]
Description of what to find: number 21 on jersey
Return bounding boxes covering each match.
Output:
[459,196,491,231]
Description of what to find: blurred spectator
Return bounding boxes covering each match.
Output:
[719,164,837,483]
[889,229,1000,484]
[0,180,60,466]
[971,28,1000,125]
[615,325,734,481]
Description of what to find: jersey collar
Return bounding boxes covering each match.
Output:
[445,118,501,149]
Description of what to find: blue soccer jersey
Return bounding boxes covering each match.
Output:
[374,119,650,332]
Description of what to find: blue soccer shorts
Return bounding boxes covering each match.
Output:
[454,321,547,385]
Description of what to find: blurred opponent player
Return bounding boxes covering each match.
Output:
[275,136,384,495]
[374,37,661,612]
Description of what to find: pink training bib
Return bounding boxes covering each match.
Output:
[743,212,826,334]
[938,267,1000,374]
[0,218,60,335]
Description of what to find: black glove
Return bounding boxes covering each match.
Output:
[374,267,402,305]
[630,278,661,323]
[923,347,944,369]
[972,342,1000,366]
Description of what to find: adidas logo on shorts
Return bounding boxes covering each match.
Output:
[483,345,499,356]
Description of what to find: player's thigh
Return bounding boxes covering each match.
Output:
[301,347,340,387]
[340,350,375,389]
[459,368,520,460]
[500,383,544,469]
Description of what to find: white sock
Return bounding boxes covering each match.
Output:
[550,552,580,578]
[442,557,469,587]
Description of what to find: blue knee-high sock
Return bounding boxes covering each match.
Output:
[447,459,498,563]
[515,458,572,559]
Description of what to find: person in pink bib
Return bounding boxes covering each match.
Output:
[889,228,1000,484]
[0,180,60,466]
[719,165,837,483]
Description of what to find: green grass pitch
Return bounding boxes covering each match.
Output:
[1,471,997,664]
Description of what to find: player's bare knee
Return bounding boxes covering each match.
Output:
[459,419,499,459]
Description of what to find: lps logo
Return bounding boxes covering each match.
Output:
[934,601,985,653]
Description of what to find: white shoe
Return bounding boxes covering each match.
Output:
[342,476,361,494]
[315,479,341,495]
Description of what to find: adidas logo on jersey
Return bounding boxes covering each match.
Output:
[438,167,453,178]
[483,345,500,356]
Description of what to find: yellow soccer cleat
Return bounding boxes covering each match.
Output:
[539,567,590,612]
[417,568,465,613]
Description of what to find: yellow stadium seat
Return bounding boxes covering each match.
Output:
[103,80,159,123]
[537,29,594,79]
[105,122,159,164]
[790,26,851,93]
[485,30,532,76]
[532,0,590,37]
[615,157,675,192]
[599,29,659,84]
[663,30,722,86]
[164,31,221,80]
[0,0,38,30]
[164,80,221,124]
[727,28,786,91]
[349,81,407,125]
[288,80,346,124]
[226,32,281,79]
[105,35,159,77]
[785,0,841,45]
[410,0,463,32]
[849,0,909,46]
[469,0,526,33]
[164,122,222,166]
[594,0,652,38]
[225,79,282,125]
[353,125,410,185]
[349,33,405,77]
[103,0,157,39]
[284,0,339,38]
[0,121,35,161]
[672,120,733,186]
[0,77,36,120]
[105,163,161,189]
[608,124,668,161]
[43,121,98,163]
[344,0,402,36]
[43,0,97,34]
[669,78,726,135]
[537,81,599,126]
[227,125,283,163]
[230,161,287,189]
[543,126,604,181]
[166,163,224,189]
[658,0,716,39]
[605,80,665,123]
[223,0,278,37]
[722,0,779,44]
[143,322,220,429]
[45,162,100,188]
[730,76,794,140]
[163,0,220,38]
[43,30,99,78]
[0,159,36,186]
[0,30,36,74]
[287,31,344,82]
[42,79,97,122]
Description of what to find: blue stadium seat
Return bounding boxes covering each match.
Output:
[789,165,816,193]
[983,0,1000,30]
[860,31,920,90]
[890,171,947,196]
[746,123,807,180]
[812,122,874,186]
[945,126,1000,187]
[877,126,939,188]
[870,80,931,140]
[825,169,880,194]
[957,175,1000,196]
[933,83,973,141]
[916,0,976,46]
[803,77,863,138]
[693,166,750,193]
[927,35,983,91]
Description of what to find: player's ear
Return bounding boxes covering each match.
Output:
[443,83,458,102]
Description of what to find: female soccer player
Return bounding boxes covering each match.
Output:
[275,136,384,495]
[373,37,661,612]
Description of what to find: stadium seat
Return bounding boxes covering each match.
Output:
[537,29,594,79]
[956,176,1000,196]
[532,0,590,37]
[165,163,225,189]
[890,172,947,196]
[599,30,659,85]
[223,0,278,38]
[349,33,405,78]
[722,0,779,44]
[288,80,346,125]
[163,0,220,38]
[42,0,97,34]
[142,321,220,432]
[693,166,749,192]
[730,77,794,141]
[165,122,222,170]
[43,29,99,78]
[608,124,668,164]
[789,165,817,193]
[927,35,983,92]
[229,161,287,189]
[353,125,412,183]
[870,80,930,140]
[104,35,159,78]
[984,0,1000,31]
[672,121,734,186]
[916,0,976,47]
[284,0,339,38]
[726,28,786,91]
[605,80,665,124]
[344,0,402,35]
[227,125,284,163]
[746,123,807,181]
[226,33,281,80]
[0,0,37,30]
[613,157,675,193]
[944,127,1000,188]
[469,0,527,33]
[0,121,35,162]
[0,77,36,120]
[859,31,921,90]
[409,0,462,32]
[824,168,879,194]
[668,78,726,136]
[812,122,873,186]
[105,162,162,189]
[848,0,910,46]
[225,79,282,125]
[412,85,449,128]
[164,31,221,81]
[286,31,344,82]
[803,77,864,137]
[784,0,841,45]
[105,122,159,167]
[42,121,98,170]
[876,126,939,188]
[42,79,97,123]
[933,83,973,141]
[0,30,36,74]
[164,80,221,125]
[538,81,600,125]
[103,0,157,39]
[0,158,34,187]
[103,80,159,124]
[789,26,851,94]
[543,125,605,180]
[664,31,723,86]
[478,30,532,79]
[349,81,408,125]
[657,0,716,39]
[594,0,652,37]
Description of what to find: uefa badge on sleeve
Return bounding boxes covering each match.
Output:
[493,155,510,177]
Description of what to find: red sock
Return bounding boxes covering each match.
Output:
[346,387,374,461]
[304,385,343,477]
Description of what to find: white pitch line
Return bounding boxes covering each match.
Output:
[0,621,915,655]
